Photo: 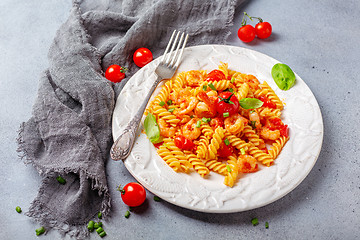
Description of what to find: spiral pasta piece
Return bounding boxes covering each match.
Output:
[196,135,210,159]
[248,145,274,167]
[235,82,249,100]
[151,80,173,106]
[207,80,231,91]
[224,155,240,187]
[218,62,229,79]
[204,159,228,176]
[157,145,181,172]
[208,127,225,159]
[152,105,180,127]
[260,81,283,110]
[268,136,289,159]
[200,123,214,138]
[173,71,187,90]
[163,138,192,172]
[243,125,264,146]
[224,132,250,151]
[258,107,281,118]
[184,150,210,177]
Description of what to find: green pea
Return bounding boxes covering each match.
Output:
[271,63,296,90]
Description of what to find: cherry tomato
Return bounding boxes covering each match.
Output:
[237,25,256,43]
[133,48,153,67]
[120,182,146,207]
[266,118,289,138]
[258,96,277,109]
[105,64,126,83]
[255,21,272,39]
[216,91,239,115]
[174,135,195,150]
[217,142,234,158]
[205,70,226,82]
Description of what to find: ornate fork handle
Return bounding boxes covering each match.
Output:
[110,75,162,161]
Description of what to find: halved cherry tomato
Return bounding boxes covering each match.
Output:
[105,64,126,83]
[237,25,256,43]
[258,96,277,109]
[216,91,239,115]
[120,182,146,207]
[280,124,289,138]
[218,142,234,158]
[133,48,153,67]
[205,70,225,82]
[174,135,195,151]
[266,117,289,138]
[255,21,272,39]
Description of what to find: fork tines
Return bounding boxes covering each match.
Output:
[161,30,189,69]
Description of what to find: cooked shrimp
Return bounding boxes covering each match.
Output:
[185,70,204,87]
[170,88,191,105]
[209,117,224,129]
[181,118,201,140]
[158,118,176,138]
[194,91,217,118]
[260,127,280,140]
[224,113,248,135]
[177,97,198,115]
[238,155,258,173]
[244,74,260,89]
[249,111,261,130]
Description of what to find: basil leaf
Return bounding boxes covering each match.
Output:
[271,63,296,90]
[144,113,162,144]
[239,98,263,109]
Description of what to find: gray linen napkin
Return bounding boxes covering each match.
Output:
[17,0,245,238]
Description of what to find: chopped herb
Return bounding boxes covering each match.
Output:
[208,82,216,91]
[226,165,232,172]
[190,115,194,119]
[99,231,107,238]
[16,206,22,213]
[87,220,95,232]
[251,218,259,226]
[228,88,234,93]
[231,76,235,83]
[35,227,45,236]
[196,120,202,128]
[96,227,104,234]
[159,101,165,106]
[240,148,246,155]
[154,196,161,202]
[168,108,175,112]
[167,100,173,105]
[223,112,230,117]
[265,221,269,229]
[202,84,208,91]
[224,138,230,146]
[202,117,211,123]
[249,110,255,113]
[56,176,66,185]
[125,210,131,218]
[94,222,102,229]
[98,211,102,219]
[250,121,257,129]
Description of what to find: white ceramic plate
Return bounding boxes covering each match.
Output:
[112,45,323,213]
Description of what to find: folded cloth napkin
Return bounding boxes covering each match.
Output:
[17,0,245,238]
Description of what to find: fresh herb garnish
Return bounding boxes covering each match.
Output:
[208,82,216,91]
[271,63,296,90]
[168,108,175,112]
[202,117,211,123]
[224,138,230,146]
[226,165,232,172]
[239,98,263,109]
[196,120,202,128]
[223,112,230,117]
[251,218,259,226]
[159,101,165,106]
[144,113,162,144]
[166,100,173,105]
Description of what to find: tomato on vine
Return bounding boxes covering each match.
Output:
[216,91,239,115]
[117,182,146,207]
[105,64,127,83]
[255,21,272,39]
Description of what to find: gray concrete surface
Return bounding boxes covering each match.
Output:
[1,0,359,239]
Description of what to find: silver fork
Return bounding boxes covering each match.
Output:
[110,30,189,161]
